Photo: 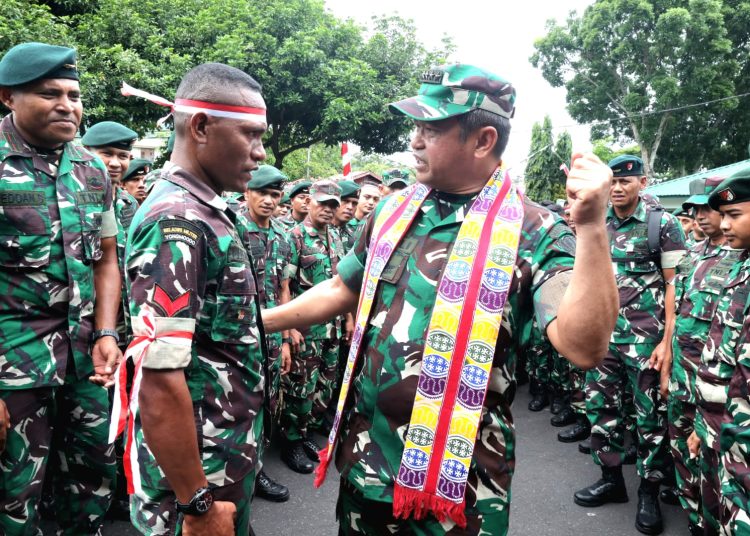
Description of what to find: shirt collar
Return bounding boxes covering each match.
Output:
[0,114,93,165]
[607,199,647,224]
[161,161,228,212]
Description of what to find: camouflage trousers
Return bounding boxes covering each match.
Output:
[702,444,731,535]
[585,342,669,480]
[266,337,283,418]
[281,337,339,441]
[721,478,750,536]
[130,472,255,535]
[0,376,115,536]
[668,396,702,529]
[570,366,587,415]
[525,347,551,385]
[336,478,510,536]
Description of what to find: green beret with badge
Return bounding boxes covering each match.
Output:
[708,164,750,210]
[310,179,341,205]
[683,176,725,209]
[286,181,312,200]
[608,155,644,177]
[122,158,152,182]
[337,180,360,199]
[247,165,287,191]
[0,42,79,86]
[81,121,138,150]
[389,63,516,121]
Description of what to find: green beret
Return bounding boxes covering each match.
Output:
[608,155,644,177]
[672,207,692,218]
[122,158,152,182]
[683,176,725,209]
[247,165,287,190]
[280,193,291,205]
[81,121,137,150]
[338,180,360,199]
[287,181,312,199]
[389,63,516,121]
[0,42,79,87]
[708,164,750,210]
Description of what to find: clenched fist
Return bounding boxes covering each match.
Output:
[566,152,612,227]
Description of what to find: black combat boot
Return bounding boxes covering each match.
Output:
[550,406,577,427]
[574,466,629,507]
[635,479,663,534]
[281,440,314,474]
[624,442,638,465]
[558,414,591,443]
[688,522,702,535]
[550,390,567,415]
[528,378,549,412]
[658,486,679,505]
[255,470,290,502]
[302,436,322,462]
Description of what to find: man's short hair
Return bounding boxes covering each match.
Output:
[457,109,511,159]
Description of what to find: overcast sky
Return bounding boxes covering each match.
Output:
[324,0,595,174]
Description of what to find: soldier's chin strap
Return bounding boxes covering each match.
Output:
[121,82,267,127]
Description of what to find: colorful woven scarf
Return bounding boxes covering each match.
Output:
[314,167,524,527]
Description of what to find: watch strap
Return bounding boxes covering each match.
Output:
[92,328,120,343]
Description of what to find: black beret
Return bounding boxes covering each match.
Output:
[708,164,750,210]
[0,42,79,86]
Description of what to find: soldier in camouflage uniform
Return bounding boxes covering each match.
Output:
[687,169,750,535]
[241,165,293,503]
[575,155,686,535]
[674,207,697,249]
[281,179,348,474]
[122,63,267,536]
[665,177,737,535]
[264,63,618,536]
[0,43,122,535]
[277,181,311,230]
[120,158,150,206]
[273,192,291,218]
[332,179,361,253]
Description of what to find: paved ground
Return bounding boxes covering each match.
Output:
[47,388,688,535]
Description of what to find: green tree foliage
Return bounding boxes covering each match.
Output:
[591,136,641,164]
[1,0,452,168]
[524,116,567,202]
[266,143,342,181]
[531,0,743,177]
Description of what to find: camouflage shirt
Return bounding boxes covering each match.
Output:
[336,217,363,253]
[672,240,741,404]
[334,193,575,514]
[125,164,265,490]
[114,187,139,343]
[695,253,750,450]
[288,217,345,340]
[0,114,117,388]
[276,213,304,231]
[607,200,686,344]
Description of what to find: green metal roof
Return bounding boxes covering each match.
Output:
[643,159,750,197]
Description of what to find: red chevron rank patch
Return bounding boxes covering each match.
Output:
[152,285,191,317]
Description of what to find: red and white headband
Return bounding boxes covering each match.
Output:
[121,82,267,124]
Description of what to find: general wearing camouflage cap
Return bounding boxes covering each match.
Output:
[0,42,79,86]
[708,164,750,210]
[389,63,516,121]
[122,159,151,183]
[608,155,644,177]
[81,121,138,150]
[337,180,360,199]
[286,181,312,199]
[247,165,287,190]
[683,176,725,209]
[310,179,341,205]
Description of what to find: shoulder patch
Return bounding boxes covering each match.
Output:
[159,219,202,248]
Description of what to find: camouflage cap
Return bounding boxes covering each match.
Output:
[708,165,750,210]
[385,168,410,188]
[310,179,341,205]
[608,155,644,177]
[0,42,79,86]
[388,63,516,121]
[286,181,312,199]
[81,121,138,150]
[683,176,725,209]
[247,165,287,191]
[122,158,152,182]
[337,180,360,199]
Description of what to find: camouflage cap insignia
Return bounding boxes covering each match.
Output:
[420,69,445,84]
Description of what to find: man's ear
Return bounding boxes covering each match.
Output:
[0,87,15,111]
[189,112,210,144]
[473,126,499,159]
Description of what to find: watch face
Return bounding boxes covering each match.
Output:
[196,491,213,513]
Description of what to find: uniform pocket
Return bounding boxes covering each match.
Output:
[76,192,105,263]
[210,262,259,344]
[0,204,52,268]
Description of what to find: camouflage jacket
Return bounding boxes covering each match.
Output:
[288,217,345,340]
[125,164,265,490]
[242,213,293,354]
[695,253,750,450]
[337,217,363,253]
[0,114,116,387]
[671,241,741,404]
[334,193,575,513]
[719,257,750,497]
[115,187,139,344]
[276,213,304,231]
[607,200,686,344]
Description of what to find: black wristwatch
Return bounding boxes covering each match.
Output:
[175,486,214,516]
[91,328,119,343]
